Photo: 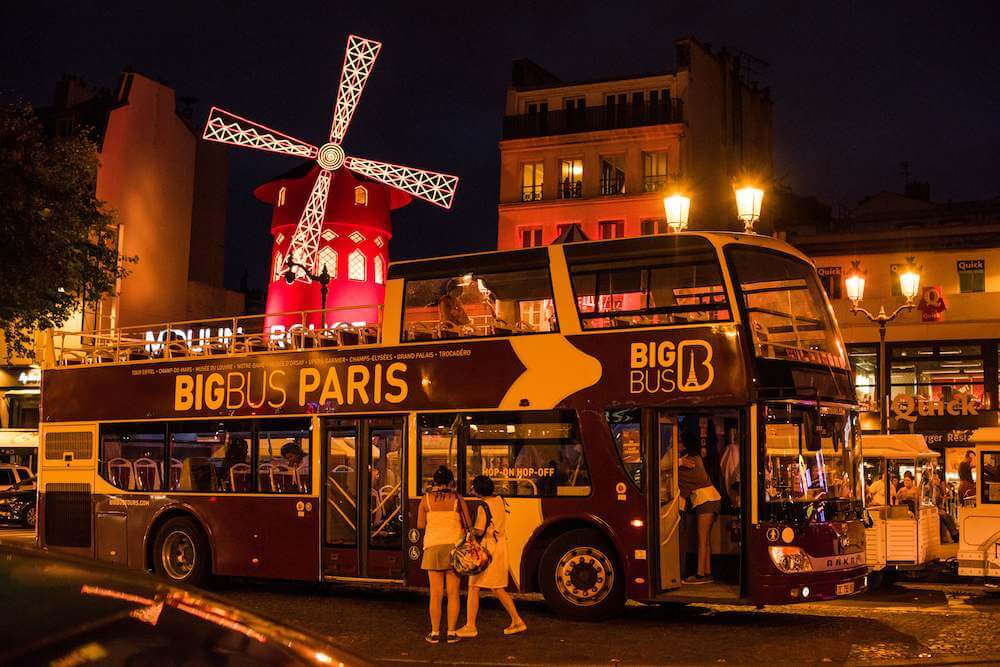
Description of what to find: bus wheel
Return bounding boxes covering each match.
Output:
[539,528,625,621]
[153,517,211,587]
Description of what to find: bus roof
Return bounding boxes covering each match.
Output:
[971,427,1000,444]
[861,434,938,459]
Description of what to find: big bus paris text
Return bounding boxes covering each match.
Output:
[37,232,866,619]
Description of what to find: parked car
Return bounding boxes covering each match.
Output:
[0,543,372,666]
[0,474,36,527]
[0,463,31,491]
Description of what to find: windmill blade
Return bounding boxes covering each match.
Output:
[328,35,382,144]
[345,156,458,209]
[204,107,319,159]
[285,170,333,278]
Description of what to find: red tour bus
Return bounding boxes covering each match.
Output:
[38,232,866,619]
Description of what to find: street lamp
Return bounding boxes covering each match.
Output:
[845,257,922,433]
[663,194,690,233]
[284,257,333,328]
[735,186,764,233]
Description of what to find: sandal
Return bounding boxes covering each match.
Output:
[425,632,440,644]
[447,632,461,644]
[503,621,527,635]
[456,626,478,638]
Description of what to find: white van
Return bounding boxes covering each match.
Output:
[957,429,1000,580]
[862,435,957,582]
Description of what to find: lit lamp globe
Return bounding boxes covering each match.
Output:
[898,257,921,301]
[735,186,764,233]
[844,260,867,304]
[663,194,691,233]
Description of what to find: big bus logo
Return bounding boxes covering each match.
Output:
[629,340,714,395]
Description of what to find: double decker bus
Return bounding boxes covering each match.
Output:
[38,232,866,619]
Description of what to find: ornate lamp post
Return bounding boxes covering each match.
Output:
[735,186,764,233]
[845,257,922,433]
[663,194,691,233]
[284,258,333,328]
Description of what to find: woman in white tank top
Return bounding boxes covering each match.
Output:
[417,466,470,644]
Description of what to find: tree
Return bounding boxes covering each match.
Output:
[0,102,132,358]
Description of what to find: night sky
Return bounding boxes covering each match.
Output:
[3,1,998,294]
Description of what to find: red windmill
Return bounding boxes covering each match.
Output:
[202,35,458,333]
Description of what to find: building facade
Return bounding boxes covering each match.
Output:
[497,37,772,249]
[782,187,1000,481]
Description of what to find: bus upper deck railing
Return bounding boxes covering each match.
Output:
[42,305,384,368]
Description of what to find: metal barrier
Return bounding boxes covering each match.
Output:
[43,305,384,368]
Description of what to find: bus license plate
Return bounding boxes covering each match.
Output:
[836,582,854,596]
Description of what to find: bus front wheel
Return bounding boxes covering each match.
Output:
[153,517,211,587]
[539,528,625,621]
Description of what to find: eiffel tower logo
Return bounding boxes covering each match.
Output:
[682,349,700,390]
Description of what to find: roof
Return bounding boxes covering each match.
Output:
[862,434,938,459]
[971,427,1000,444]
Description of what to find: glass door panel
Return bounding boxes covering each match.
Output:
[656,413,681,591]
[369,426,404,549]
[326,427,358,546]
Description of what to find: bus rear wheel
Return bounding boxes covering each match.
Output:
[153,517,211,587]
[539,528,625,621]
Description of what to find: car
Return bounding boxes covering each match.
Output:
[0,543,372,666]
[0,474,36,527]
[0,464,31,491]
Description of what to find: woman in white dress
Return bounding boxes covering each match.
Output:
[457,475,526,637]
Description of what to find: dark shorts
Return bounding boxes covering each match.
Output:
[693,499,721,514]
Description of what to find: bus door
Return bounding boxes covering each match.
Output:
[322,415,406,580]
[649,412,682,591]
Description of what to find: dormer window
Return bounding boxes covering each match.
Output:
[354,185,368,206]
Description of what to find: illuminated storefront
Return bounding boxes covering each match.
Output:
[0,366,40,471]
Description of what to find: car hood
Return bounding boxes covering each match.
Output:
[0,543,371,666]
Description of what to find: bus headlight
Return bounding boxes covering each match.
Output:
[768,546,813,573]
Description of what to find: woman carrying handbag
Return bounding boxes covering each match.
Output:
[457,475,526,637]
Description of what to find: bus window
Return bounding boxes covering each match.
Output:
[402,269,556,341]
[464,411,590,498]
[257,420,311,494]
[100,424,166,491]
[418,413,460,493]
[728,247,847,369]
[607,408,642,489]
[981,452,1000,504]
[169,422,251,493]
[568,247,729,330]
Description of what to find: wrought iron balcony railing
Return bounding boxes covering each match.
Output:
[503,100,683,139]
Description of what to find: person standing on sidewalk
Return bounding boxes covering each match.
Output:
[457,475,526,637]
[418,466,470,644]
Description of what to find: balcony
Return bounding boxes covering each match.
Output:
[503,100,684,140]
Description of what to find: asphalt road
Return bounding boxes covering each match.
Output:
[5,526,999,666]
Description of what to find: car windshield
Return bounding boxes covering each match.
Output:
[762,404,861,508]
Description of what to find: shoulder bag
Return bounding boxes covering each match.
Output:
[450,499,492,576]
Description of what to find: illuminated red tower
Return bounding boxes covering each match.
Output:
[201,35,458,331]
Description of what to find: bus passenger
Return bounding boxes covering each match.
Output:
[221,438,249,492]
[438,279,471,329]
[458,475,526,638]
[280,442,309,492]
[896,471,919,513]
[679,431,721,584]
[417,465,470,644]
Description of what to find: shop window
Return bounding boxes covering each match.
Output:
[463,411,590,498]
[889,344,989,411]
[599,155,625,195]
[599,220,624,240]
[170,422,251,493]
[958,259,985,293]
[817,266,843,299]
[402,267,557,341]
[257,419,311,494]
[521,161,543,202]
[607,408,642,489]
[568,241,729,329]
[520,227,543,248]
[100,424,166,491]
[848,345,879,413]
[642,151,668,192]
[348,249,366,281]
[374,255,385,285]
[641,219,668,236]
[417,413,460,493]
[6,393,39,428]
[558,159,583,199]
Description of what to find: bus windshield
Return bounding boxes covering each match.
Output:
[728,247,847,369]
[762,404,862,520]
